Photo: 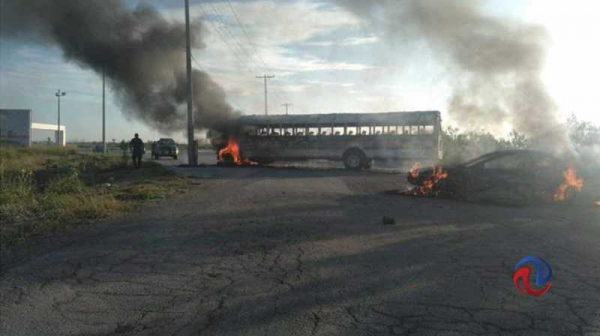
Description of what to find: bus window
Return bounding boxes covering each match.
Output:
[320,128,330,136]
[284,128,293,136]
[295,127,305,136]
[333,127,344,135]
[359,126,369,135]
[242,126,257,136]
[423,125,434,134]
[308,127,319,136]
[374,126,383,135]
[346,126,358,135]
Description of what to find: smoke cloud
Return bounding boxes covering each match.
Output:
[0,0,237,133]
[333,0,567,151]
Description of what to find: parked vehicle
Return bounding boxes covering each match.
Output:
[152,138,178,160]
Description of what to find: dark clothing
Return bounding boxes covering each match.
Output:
[132,154,142,168]
[130,137,144,168]
[130,137,144,156]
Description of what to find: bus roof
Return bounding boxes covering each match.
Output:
[237,111,441,127]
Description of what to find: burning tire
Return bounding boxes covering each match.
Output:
[220,153,235,166]
[343,149,367,170]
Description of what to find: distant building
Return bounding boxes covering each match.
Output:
[0,109,66,146]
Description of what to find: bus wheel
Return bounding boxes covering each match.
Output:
[343,149,366,170]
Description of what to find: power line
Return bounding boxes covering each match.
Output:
[206,1,266,74]
[224,0,269,70]
[195,2,259,74]
[190,54,205,71]
[194,1,291,113]
[225,0,275,75]
[223,0,290,106]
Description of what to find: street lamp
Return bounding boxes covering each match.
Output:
[55,89,66,146]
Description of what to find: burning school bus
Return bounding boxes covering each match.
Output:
[217,111,442,169]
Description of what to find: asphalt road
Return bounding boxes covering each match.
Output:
[1,165,599,335]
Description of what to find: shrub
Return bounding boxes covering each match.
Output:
[45,168,85,194]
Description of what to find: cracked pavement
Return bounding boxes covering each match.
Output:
[1,166,599,335]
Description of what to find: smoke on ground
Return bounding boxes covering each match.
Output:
[0,0,238,133]
[333,0,569,153]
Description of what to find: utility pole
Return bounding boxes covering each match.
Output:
[55,89,66,146]
[184,0,197,165]
[256,74,275,116]
[282,103,292,115]
[102,70,106,153]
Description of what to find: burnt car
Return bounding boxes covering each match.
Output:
[152,138,179,160]
[407,150,570,205]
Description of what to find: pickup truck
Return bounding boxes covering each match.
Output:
[152,138,179,160]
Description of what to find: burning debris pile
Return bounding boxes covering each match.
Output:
[553,168,584,201]
[403,162,449,197]
[217,137,256,166]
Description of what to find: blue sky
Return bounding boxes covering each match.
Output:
[1,0,599,143]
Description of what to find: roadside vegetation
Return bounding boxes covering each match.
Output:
[0,145,187,252]
[441,115,600,167]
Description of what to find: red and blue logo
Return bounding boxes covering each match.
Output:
[513,256,552,297]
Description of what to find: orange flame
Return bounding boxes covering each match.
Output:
[218,136,255,166]
[410,162,421,179]
[409,162,448,196]
[553,167,583,201]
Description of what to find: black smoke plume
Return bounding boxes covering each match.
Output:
[334,0,568,152]
[0,0,237,133]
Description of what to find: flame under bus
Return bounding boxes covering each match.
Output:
[229,111,442,170]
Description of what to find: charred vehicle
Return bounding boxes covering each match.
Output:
[217,111,443,170]
[152,138,178,160]
[407,150,573,204]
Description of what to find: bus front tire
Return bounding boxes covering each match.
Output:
[343,149,366,170]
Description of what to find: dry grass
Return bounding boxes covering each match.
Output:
[0,145,186,252]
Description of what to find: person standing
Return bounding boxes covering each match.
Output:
[130,133,145,168]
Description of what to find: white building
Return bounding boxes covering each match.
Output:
[0,109,66,146]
